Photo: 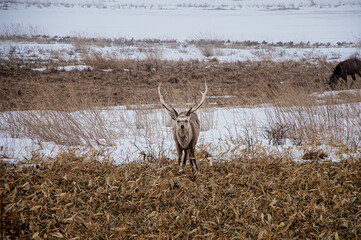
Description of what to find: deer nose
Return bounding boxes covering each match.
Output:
[181,125,184,129]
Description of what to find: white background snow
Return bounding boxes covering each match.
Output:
[1,0,361,43]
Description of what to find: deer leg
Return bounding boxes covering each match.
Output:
[350,74,356,88]
[189,150,194,168]
[340,74,348,88]
[190,148,198,171]
[351,73,356,80]
[189,150,195,174]
[177,145,185,172]
[182,150,188,168]
[177,150,186,172]
[176,144,182,166]
[177,151,182,166]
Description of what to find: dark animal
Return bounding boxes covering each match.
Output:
[328,58,361,89]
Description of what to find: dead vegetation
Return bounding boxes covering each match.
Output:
[3,58,360,112]
[1,151,360,239]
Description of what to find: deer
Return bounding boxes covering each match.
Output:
[158,82,207,172]
[328,58,361,90]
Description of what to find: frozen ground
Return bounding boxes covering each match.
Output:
[1,98,361,164]
[1,0,361,163]
[1,0,361,43]
[1,0,361,62]
[1,40,360,63]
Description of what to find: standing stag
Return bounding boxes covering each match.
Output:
[328,58,361,89]
[158,82,208,171]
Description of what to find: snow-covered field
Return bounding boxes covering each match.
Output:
[0,0,361,61]
[1,0,361,62]
[1,0,361,43]
[1,95,361,164]
[1,39,360,63]
[1,0,361,163]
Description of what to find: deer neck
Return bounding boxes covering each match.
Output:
[177,131,192,149]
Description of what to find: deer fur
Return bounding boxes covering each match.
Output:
[328,58,361,89]
[158,82,207,171]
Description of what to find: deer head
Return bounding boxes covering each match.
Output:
[158,82,207,135]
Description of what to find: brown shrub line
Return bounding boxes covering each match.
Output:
[1,151,360,239]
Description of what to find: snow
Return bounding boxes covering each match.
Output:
[1,40,360,63]
[1,102,361,164]
[32,65,93,71]
[311,89,361,98]
[1,0,361,62]
[1,0,360,43]
[1,0,361,164]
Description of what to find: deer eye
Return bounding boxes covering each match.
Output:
[185,120,188,123]
[177,120,180,123]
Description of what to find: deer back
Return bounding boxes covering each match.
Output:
[339,58,361,75]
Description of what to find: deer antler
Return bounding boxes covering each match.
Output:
[158,83,178,118]
[188,81,207,115]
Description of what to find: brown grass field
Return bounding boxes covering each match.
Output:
[1,57,361,239]
[2,58,361,112]
[1,151,360,239]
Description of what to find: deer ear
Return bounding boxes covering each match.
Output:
[169,112,177,120]
[169,107,178,120]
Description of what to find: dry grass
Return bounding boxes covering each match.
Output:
[0,23,45,40]
[1,151,360,239]
[192,34,226,58]
[265,82,361,148]
[0,76,121,146]
[81,50,124,70]
[2,109,118,146]
[2,59,348,112]
[138,44,163,72]
[72,37,90,53]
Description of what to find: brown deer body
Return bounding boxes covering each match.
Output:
[328,58,361,89]
[158,82,207,171]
